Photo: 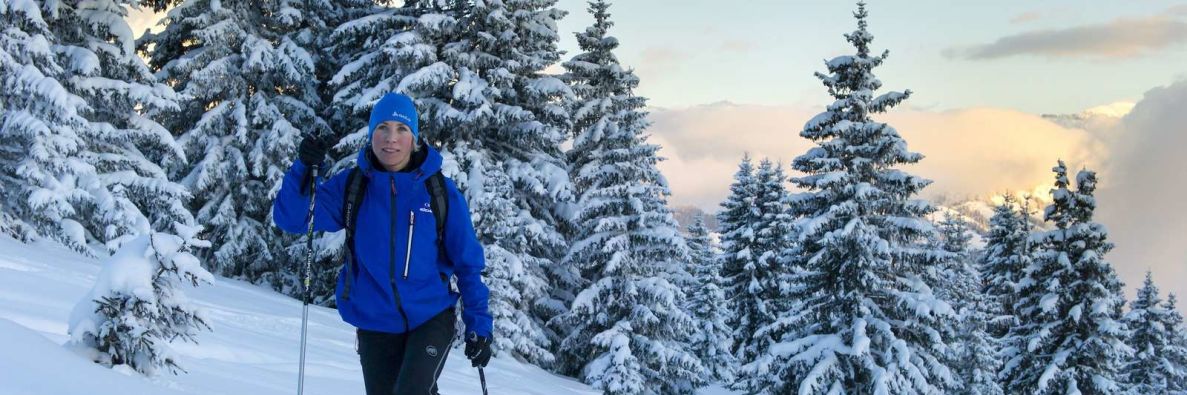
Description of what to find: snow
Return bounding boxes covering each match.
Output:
[0,235,608,395]
[1082,101,1135,118]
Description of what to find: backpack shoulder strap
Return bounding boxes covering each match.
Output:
[340,166,367,300]
[343,166,368,233]
[424,172,449,243]
[424,172,458,294]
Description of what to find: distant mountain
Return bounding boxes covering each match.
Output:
[675,195,1051,251]
[1040,101,1131,134]
[928,194,1050,251]
[671,206,720,234]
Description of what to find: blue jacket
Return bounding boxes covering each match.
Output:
[273,145,492,337]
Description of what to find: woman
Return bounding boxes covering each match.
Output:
[273,93,493,395]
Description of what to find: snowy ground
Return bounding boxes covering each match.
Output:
[0,235,738,395]
[0,235,585,395]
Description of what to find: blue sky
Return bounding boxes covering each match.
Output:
[553,0,1187,113]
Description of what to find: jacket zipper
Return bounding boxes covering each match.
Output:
[404,211,414,279]
[389,177,410,332]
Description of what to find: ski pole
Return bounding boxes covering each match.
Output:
[479,367,488,395]
[298,164,319,395]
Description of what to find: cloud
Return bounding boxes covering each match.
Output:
[1095,79,1187,306]
[1171,4,1187,16]
[646,102,1108,212]
[718,39,755,53]
[648,102,817,209]
[1010,11,1044,25]
[944,15,1187,60]
[648,88,1187,312]
[638,47,688,66]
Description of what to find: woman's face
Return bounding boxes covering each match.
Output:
[371,121,414,171]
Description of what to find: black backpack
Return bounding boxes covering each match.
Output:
[339,166,450,300]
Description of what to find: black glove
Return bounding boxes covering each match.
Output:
[297,134,331,195]
[297,134,331,167]
[464,331,492,368]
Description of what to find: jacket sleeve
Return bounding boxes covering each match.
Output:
[272,159,348,234]
[442,179,493,338]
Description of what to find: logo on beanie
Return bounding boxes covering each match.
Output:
[426,345,438,357]
[391,111,413,125]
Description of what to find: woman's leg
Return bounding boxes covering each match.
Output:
[392,308,457,395]
[358,328,407,395]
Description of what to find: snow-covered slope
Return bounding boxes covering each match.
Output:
[0,236,600,395]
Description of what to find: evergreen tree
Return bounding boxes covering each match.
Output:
[936,213,1003,395]
[1,0,189,254]
[956,297,1005,395]
[1123,272,1187,394]
[410,0,576,356]
[979,193,1032,340]
[3,2,212,376]
[935,213,978,314]
[1165,294,1187,393]
[1002,161,1131,394]
[715,155,759,358]
[752,3,959,393]
[51,0,193,241]
[731,158,795,387]
[685,214,735,382]
[327,0,456,154]
[555,2,705,392]
[457,150,553,363]
[67,222,213,375]
[140,0,331,286]
[1,0,98,250]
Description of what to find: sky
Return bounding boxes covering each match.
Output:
[546,0,1186,306]
[126,1,1187,308]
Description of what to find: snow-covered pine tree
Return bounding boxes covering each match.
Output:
[979,193,1032,341]
[140,0,331,286]
[936,213,1003,395]
[1165,294,1187,393]
[1002,161,1131,394]
[955,299,1004,395]
[3,0,202,254]
[453,149,555,364]
[684,214,736,382]
[751,3,959,393]
[715,155,760,359]
[0,0,105,251]
[734,169,805,392]
[67,222,214,375]
[327,0,457,155]
[731,158,795,384]
[263,0,375,305]
[448,1,576,344]
[935,213,977,313]
[51,0,197,244]
[555,2,706,392]
[2,1,213,376]
[1123,271,1187,394]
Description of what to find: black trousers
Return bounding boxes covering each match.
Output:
[357,308,456,395]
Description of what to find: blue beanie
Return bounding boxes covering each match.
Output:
[368,93,419,142]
